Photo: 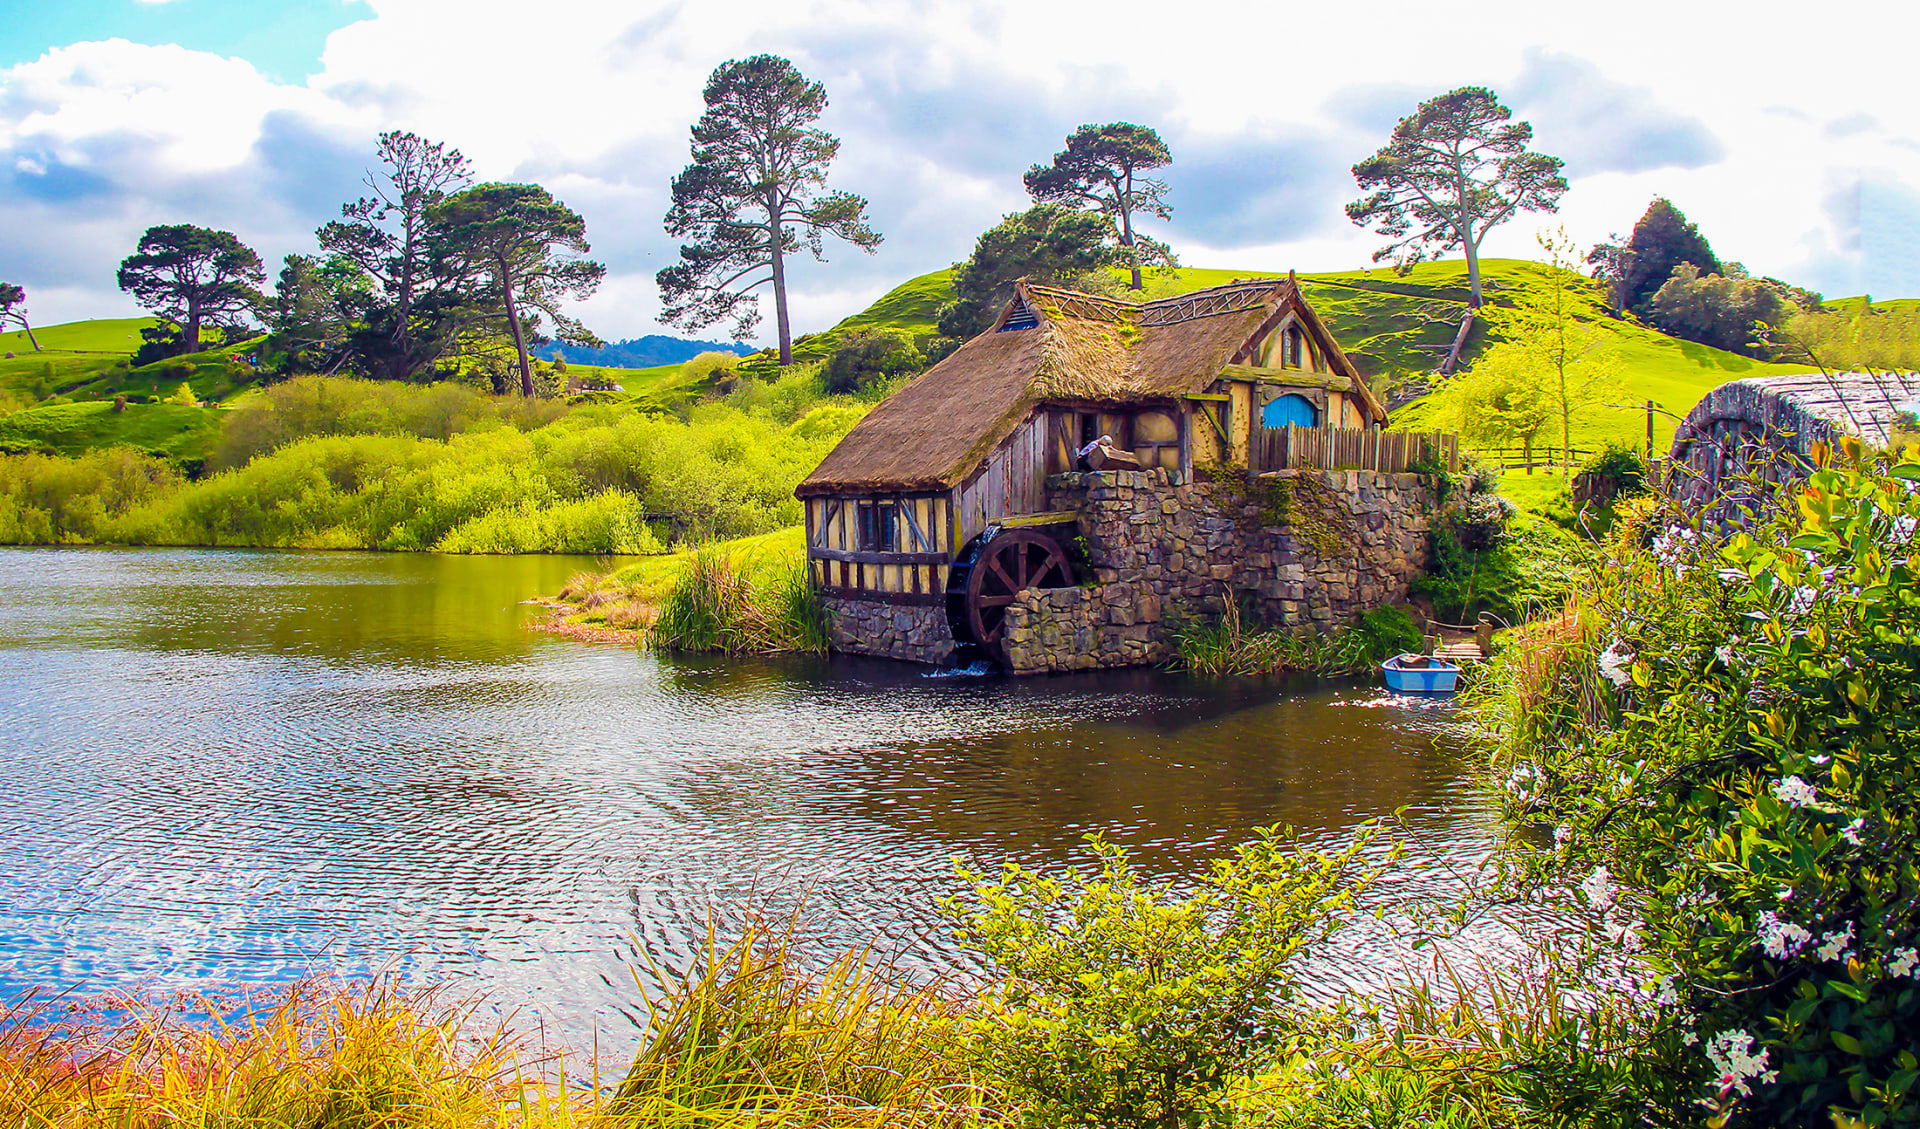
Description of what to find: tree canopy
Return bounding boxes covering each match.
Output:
[1346,87,1566,312]
[431,182,605,397]
[316,131,475,381]
[1023,123,1173,291]
[657,54,881,366]
[1586,197,1721,315]
[934,204,1115,352]
[0,282,40,352]
[1645,263,1785,357]
[116,225,266,354]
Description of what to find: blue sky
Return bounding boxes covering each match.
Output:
[0,0,364,82]
[2,0,1917,339]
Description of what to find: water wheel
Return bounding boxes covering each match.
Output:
[947,527,1075,667]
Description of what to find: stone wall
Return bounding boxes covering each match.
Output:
[1001,467,1439,674]
[820,595,955,665]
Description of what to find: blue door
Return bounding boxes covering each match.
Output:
[1262,393,1318,428]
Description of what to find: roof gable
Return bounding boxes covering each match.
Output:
[798,274,1384,496]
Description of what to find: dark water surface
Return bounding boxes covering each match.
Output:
[0,547,1499,1045]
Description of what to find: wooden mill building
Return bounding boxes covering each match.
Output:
[795,276,1390,665]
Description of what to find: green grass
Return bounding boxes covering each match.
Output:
[595,526,804,603]
[0,316,152,355]
[0,400,222,460]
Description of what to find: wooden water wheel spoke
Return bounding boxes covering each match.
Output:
[958,528,1077,668]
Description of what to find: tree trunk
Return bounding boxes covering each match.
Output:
[20,316,40,352]
[1120,203,1141,291]
[499,264,535,398]
[1438,310,1475,376]
[771,225,792,366]
[185,297,202,354]
[1523,436,1533,475]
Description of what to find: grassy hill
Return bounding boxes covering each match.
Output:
[0,400,223,461]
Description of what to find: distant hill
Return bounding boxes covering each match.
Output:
[539,335,751,369]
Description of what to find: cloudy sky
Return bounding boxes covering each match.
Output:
[4,0,1919,345]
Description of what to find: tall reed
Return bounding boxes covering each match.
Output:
[646,549,828,655]
[611,926,990,1127]
[0,980,579,1129]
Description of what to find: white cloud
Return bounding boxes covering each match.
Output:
[3,0,1919,335]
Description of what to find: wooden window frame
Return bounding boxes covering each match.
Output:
[856,500,898,553]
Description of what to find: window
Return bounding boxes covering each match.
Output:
[1284,327,1303,369]
[856,501,897,552]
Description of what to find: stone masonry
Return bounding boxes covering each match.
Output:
[1001,467,1440,674]
[820,595,955,665]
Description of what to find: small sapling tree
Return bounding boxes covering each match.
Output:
[1024,123,1174,292]
[658,54,881,366]
[116,225,267,354]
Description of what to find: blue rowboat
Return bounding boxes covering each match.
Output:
[1382,653,1461,696]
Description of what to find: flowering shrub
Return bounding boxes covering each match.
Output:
[1478,444,1920,1127]
[944,827,1387,1129]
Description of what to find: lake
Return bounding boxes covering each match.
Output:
[0,546,1502,1048]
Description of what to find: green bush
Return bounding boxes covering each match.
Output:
[945,827,1387,1129]
[1475,446,1920,1127]
[822,329,924,395]
[1353,605,1423,660]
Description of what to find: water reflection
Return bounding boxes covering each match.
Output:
[0,547,1496,1052]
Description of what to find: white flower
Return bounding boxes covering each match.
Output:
[1814,921,1855,963]
[1715,643,1738,667]
[1554,824,1573,847]
[1603,916,1643,951]
[1811,754,1830,765]
[1581,865,1616,911]
[1890,947,1920,978]
[1755,910,1812,959]
[1773,776,1817,808]
[1682,1030,1699,1046]
[1842,818,1866,845]
[1599,640,1635,688]
[1504,761,1545,805]
[1706,1030,1777,1098]
[1654,527,1699,567]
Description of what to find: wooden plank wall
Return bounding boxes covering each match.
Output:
[958,414,1048,543]
[805,492,954,604]
[1250,427,1461,473]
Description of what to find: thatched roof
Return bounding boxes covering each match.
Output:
[798,276,1383,497]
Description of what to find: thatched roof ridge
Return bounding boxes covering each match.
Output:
[797,275,1384,497]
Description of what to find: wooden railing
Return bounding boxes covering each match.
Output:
[1251,426,1461,474]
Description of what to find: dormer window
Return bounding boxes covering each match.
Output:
[1000,297,1039,331]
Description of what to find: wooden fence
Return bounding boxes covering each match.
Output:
[1473,445,1595,471]
[1250,426,1461,474]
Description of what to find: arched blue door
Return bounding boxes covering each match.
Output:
[1262,393,1318,428]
